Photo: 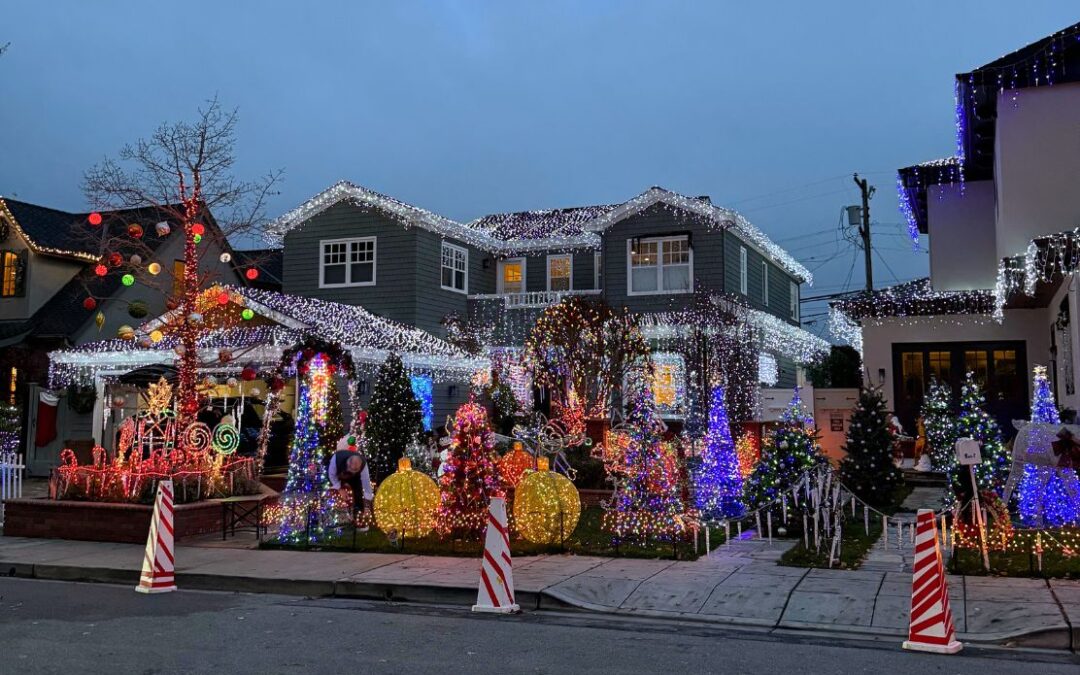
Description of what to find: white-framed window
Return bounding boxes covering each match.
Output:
[594,251,601,289]
[547,254,572,291]
[627,236,692,295]
[320,237,375,287]
[762,261,769,306]
[498,257,525,294]
[790,281,799,321]
[440,241,468,293]
[739,246,748,295]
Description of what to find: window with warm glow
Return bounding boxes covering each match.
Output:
[0,252,18,297]
[172,260,185,298]
[547,254,571,291]
[499,259,524,293]
[653,362,677,408]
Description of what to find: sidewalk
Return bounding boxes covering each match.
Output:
[1,534,1076,650]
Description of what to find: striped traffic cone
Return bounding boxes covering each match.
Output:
[902,509,962,654]
[472,497,519,614]
[135,479,177,594]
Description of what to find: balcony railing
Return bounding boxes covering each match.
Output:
[468,289,601,309]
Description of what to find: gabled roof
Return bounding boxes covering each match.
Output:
[267,182,812,282]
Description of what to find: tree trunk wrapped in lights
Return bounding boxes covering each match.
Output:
[435,401,502,540]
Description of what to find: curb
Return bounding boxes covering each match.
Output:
[2,561,1074,652]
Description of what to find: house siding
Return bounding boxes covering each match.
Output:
[413,229,493,336]
[281,201,419,327]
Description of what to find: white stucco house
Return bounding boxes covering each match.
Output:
[831,21,1080,431]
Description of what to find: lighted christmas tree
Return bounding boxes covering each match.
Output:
[366,353,423,482]
[922,377,957,474]
[744,388,825,508]
[602,373,686,542]
[1017,365,1079,526]
[839,386,903,507]
[435,401,502,540]
[955,372,1010,494]
[277,352,348,545]
[692,386,745,520]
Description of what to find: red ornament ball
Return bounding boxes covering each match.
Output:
[127,223,144,239]
[108,252,123,267]
[191,223,205,236]
[216,291,230,305]
[94,264,108,277]
[245,268,259,281]
[87,212,102,226]
[270,376,286,393]
[82,297,97,311]
[241,365,257,382]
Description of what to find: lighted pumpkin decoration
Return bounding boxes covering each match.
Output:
[374,457,440,541]
[498,441,535,488]
[512,457,581,545]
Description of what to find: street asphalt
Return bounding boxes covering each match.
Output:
[1,578,1076,674]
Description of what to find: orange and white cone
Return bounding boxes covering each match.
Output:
[472,496,519,614]
[902,509,962,654]
[135,479,176,594]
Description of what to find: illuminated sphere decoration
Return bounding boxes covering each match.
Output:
[193,233,203,244]
[245,267,259,281]
[94,264,108,277]
[147,262,161,275]
[219,252,232,263]
[87,212,103,227]
[374,458,440,540]
[121,273,135,287]
[191,223,205,236]
[512,457,581,545]
[498,442,535,488]
[241,308,255,321]
[117,325,135,341]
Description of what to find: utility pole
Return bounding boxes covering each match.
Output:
[853,173,876,293]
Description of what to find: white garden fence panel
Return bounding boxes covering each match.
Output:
[0,451,24,525]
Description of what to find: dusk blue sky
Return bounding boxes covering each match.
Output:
[1,2,1076,336]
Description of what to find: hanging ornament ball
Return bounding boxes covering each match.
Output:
[127,223,144,239]
[94,264,108,277]
[147,262,162,275]
[219,252,232,264]
[373,458,440,540]
[129,254,142,266]
[513,459,581,545]
[155,221,171,237]
[347,435,357,446]
[111,395,126,408]
[204,376,217,386]
[191,223,205,236]
[241,365,257,381]
[121,273,135,287]
[109,252,123,267]
[82,297,97,311]
[137,336,152,349]
[150,329,164,343]
[218,348,233,363]
[216,291,230,305]
[498,444,535,488]
[241,308,255,321]
[187,312,204,326]
[87,212,103,227]
[117,325,136,341]
[174,344,186,356]
[245,268,259,281]
[270,376,285,393]
[226,377,239,388]
[126,300,148,319]
[777,526,788,537]
[193,233,203,244]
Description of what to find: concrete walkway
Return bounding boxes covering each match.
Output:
[0,534,1076,650]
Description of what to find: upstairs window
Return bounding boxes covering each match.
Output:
[594,251,601,289]
[0,251,25,298]
[789,281,799,320]
[739,246,748,295]
[628,236,691,295]
[441,242,468,293]
[321,237,375,287]
[547,254,572,291]
[499,258,525,294]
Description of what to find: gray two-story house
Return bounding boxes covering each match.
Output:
[268,182,827,423]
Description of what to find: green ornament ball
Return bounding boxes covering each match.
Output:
[121,273,135,287]
[241,308,254,320]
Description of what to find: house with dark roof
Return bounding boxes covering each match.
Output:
[833,21,1080,431]
[0,197,245,472]
[268,181,827,423]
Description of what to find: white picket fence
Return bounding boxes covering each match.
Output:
[0,451,24,525]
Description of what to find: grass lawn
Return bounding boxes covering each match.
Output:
[261,507,729,561]
[779,484,915,570]
[948,528,1080,579]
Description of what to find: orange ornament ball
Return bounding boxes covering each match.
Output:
[499,444,535,488]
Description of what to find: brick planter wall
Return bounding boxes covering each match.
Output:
[2,498,230,544]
